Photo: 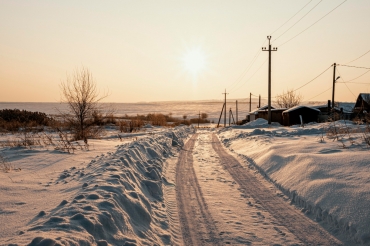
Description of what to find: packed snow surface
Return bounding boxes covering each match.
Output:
[219,120,370,245]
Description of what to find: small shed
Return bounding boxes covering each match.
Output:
[256,108,286,125]
[249,105,275,121]
[282,106,320,126]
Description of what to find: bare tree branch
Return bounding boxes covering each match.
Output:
[274,89,302,108]
[60,67,107,142]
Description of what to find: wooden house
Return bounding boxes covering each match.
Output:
[353,93,370,115]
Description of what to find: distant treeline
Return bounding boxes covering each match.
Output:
[0,109,50,124]
[0,109,210,132]
[120,113,210,125]
[0,109,52,131]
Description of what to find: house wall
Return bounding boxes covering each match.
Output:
[257,110,285,125]
[283,108,319,126]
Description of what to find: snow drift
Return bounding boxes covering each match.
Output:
[4,126,193,246]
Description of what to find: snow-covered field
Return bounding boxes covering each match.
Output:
[1,119,369,245]
[219,118,370,245]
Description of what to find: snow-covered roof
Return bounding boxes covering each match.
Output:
[249,105,275,115]
[311,104,341,110]
[309,104,353,113]
[360,93,370,100]
[282,105,320,113]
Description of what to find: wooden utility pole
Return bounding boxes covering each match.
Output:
[259,95,261,108]
[198,111,201,128]
[222,89,228,127]
[217,103,225,128]
[262,36,277,124]
[332,63,337,111]
[249,92,252,112]
[236,100,238,124]
[230,108,235,125]
[229,108,231,126]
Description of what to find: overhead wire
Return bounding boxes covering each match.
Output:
[305,86,332,101]
[271,0,314,36]
[229,58,268,94]
[336,68,356,98]
[340,70,370,82]
[274,0,322,41]
[227,39,266,92]
[337,82,370,85]
[292,65,332,92]
[277,0,347,47]
[345,49,370,64]
[337,64,370,70]
[227,49,262,91]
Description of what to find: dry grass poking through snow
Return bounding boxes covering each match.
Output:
[1,130,90,154]
[325,120,370,149]
[0,153,19,173]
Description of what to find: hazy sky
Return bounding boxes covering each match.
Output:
[1,0,370,103]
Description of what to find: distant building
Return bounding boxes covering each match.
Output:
[282,106,320,126]
[249,105,274,121]
[311,104,342,122]
[353,93,370,116]
[248,105,286,125]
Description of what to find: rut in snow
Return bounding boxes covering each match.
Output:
[175,134,222,245]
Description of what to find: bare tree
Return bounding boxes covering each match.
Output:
[201,113,208,119]
[275,89,302,108]
[60,67,107,142]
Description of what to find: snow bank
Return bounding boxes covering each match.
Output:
[5,126,194,246]
[219,123,370,245]
[229,118,282,130]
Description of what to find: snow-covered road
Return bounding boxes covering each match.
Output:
[174,130,342,245]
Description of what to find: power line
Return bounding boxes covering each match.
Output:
[227,39,267,92]
[337,82,370,84]
[277,0,347,47]
[227,48,263,91]
[230,58,267,93]
[271,0,314,35]
[274,0,322,41]
[341,70,370,82]
[342,82,356,98]
[337,64,370,70]
[336,68,356,97]
[305,86,332,101]
[293,65,332,92]
[345,49,370,64]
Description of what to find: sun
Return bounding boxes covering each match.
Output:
[182,47,206,76]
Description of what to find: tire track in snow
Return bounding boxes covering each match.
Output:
[175,134,221,245]
[211,133,343,246]
[163,156,184,246]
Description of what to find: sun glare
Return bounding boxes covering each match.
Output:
[182,47,206,75]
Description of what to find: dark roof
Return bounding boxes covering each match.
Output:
[283,105,320,113]
[249,105,275,115]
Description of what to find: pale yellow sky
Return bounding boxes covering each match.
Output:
[1,0,370,103]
